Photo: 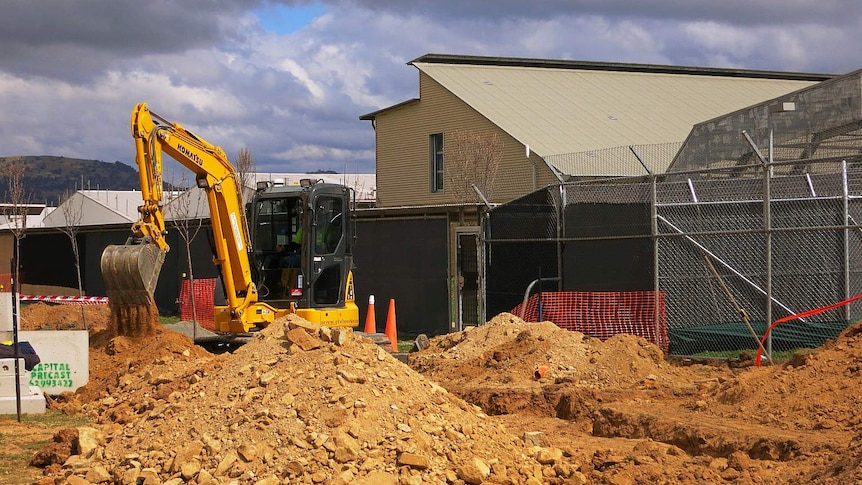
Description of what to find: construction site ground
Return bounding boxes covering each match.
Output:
[7,303,862,484]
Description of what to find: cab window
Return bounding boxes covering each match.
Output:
[314,196,343,254]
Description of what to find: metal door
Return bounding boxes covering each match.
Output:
[457,228,481,330]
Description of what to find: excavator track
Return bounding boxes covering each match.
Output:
[101,243,166,336]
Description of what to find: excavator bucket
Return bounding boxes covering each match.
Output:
[101,243,166,335]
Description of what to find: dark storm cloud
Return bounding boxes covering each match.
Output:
[334,0,852,26]
[0,0,261,48]
[0,0,259,80]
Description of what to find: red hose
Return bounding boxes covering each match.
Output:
[756,292,862,366]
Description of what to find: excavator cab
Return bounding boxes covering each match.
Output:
[248,179,357,326]
[250,188,303,302]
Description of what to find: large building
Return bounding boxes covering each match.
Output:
[356,53,832,335]
[361,54,830,207]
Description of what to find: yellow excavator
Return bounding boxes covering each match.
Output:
[101,103,359,335]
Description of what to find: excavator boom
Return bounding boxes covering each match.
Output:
[101,102,280,334]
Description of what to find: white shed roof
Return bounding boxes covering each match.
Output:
[41,190,141,227]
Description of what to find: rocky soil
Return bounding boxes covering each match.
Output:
[16,304,862,484]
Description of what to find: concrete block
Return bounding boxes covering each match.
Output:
[0,359,26,377]
[0,376,24,394]
[0,386,46,415]
[0,330,89,395]
[0,375,29,396]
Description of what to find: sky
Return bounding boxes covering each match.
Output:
[1,0,861,179]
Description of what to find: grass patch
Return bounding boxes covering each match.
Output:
[398,340,415,353]
[0,410,91,484]
[159,314,183,325]
[0,410,90,428]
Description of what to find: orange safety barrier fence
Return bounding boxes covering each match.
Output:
[512,291,668,353]
[20,295,107,304]
[178,278,216,331]
[2,273,107,304]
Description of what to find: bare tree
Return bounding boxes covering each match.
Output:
[57,189,87,328]
[234,146,256,250]
[2,159,29,235]
[443,129,503,203]
[236,146,256,202]
[168,175,205,339]
[1,158,29,421]
[3,159,29,289]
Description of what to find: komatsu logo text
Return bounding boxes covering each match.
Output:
[177,143,203,166]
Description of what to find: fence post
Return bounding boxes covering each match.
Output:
[843,160,851,321]
[557,185,565,293]
[10,250,21,421]
[765,129,773,360]
[537,267,543,322]
[651,174,660,350]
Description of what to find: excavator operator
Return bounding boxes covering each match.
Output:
[279,228,302,268]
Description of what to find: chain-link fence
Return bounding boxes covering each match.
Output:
[484,156,862,357]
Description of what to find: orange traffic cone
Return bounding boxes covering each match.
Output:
[363,295,376,333]
[385,298,398,352]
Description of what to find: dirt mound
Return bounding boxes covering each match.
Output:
[19,302,111,333]
[409,313,695,394]
[38,315,582,484]
[407,313,862,483]
[707,321,862,432]
[690,320,862,483]
[75,325,215,409]
[26,306,862,483]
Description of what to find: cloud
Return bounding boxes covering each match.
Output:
[334,0,854,27]
[0,1,259,81]
[1,1,861,175]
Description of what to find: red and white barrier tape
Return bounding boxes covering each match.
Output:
[19,295,108,305]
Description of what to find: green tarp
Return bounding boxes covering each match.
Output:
[669,320,849,355]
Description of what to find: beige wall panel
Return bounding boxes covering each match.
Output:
[375,73,550,207]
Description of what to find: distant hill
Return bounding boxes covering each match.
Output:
[0,156,142,205]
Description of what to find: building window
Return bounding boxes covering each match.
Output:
[430,133,444,192]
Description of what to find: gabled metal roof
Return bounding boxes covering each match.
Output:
[406,54,832,177]
[41,190,141,227]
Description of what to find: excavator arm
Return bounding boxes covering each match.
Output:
[101,103,288,335]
